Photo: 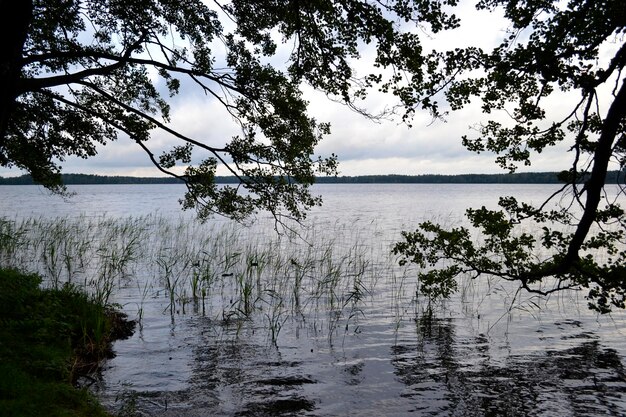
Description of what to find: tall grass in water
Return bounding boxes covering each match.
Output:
[0,218,29,268]
[0,214,418,343]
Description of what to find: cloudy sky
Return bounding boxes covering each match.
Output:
[3,2,617,178]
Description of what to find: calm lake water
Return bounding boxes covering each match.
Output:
[1,183,625,416]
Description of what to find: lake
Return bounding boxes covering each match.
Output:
[1,183,625,416]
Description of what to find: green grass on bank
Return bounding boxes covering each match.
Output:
[0,268,134,417]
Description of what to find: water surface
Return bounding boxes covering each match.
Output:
[1,183,624,416]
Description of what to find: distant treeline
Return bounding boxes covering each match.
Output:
[315,171,624,184]
[0,171,625,185]
[0,173,185,185]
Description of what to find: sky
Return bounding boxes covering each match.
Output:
[2,2,618,178]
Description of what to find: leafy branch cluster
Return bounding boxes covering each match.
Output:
[1,0,470,224]
[394,0,626,312]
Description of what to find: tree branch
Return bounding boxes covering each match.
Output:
[566,79,626,261]
[18,32,148,94]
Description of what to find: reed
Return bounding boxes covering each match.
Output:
[0,214,428,344]
[0,218,25,266]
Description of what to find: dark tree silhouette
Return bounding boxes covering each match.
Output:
[394,0,626,312]
[0,0,459,223]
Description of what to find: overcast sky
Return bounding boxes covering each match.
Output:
[3,3,618,178]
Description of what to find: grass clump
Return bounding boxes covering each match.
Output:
[0,268,135,417]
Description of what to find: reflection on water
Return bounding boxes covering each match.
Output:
[95,308,626,416]
[393,317,626,416]
[190,322,317,417]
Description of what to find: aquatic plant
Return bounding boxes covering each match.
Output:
[0,214,426,346]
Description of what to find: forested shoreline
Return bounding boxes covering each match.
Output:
[1,171,625,185]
